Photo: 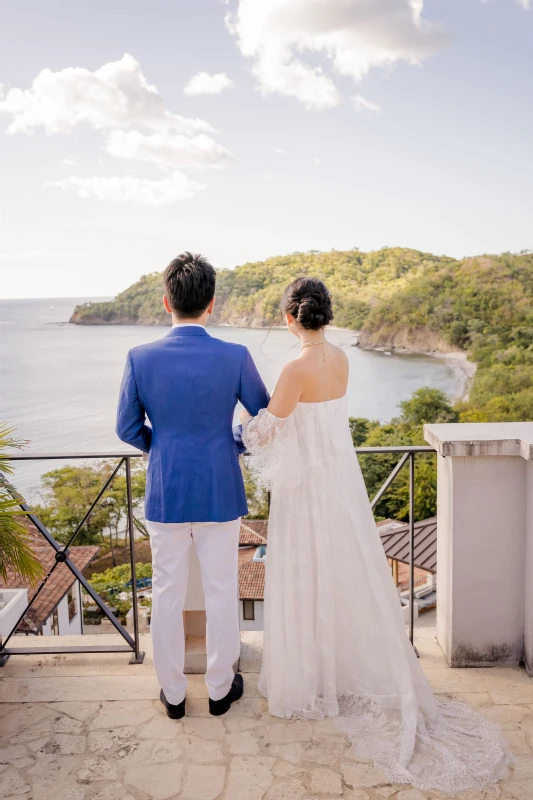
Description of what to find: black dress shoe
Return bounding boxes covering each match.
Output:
[209,673,244,717]
[160,689,186,719]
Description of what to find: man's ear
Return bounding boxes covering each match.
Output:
[163,295,172,314]
[207,296,216,315]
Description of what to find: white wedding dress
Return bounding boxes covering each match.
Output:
[243,395,512,795]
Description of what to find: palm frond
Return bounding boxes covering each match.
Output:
[0,424,45,586]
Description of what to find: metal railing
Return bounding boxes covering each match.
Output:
[0,452,145,666]
[355,445,435,655]
[1,444,435,665]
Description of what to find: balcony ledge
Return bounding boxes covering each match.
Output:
[424,421,533,459]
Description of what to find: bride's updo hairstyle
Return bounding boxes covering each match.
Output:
[281,277,334,331]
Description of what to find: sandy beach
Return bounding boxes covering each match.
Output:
[439,351,477,401]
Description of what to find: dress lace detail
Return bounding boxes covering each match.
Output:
[242,409,289,490]
[243,396,512,795]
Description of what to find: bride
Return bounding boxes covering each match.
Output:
[241,277,511,795]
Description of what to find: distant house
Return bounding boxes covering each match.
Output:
[0,523,99,638]
[239,521,267,631]
[378,518,437,614]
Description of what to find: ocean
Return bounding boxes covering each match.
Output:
[0,297,455,499]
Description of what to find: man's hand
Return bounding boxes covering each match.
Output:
[240,408,252,425]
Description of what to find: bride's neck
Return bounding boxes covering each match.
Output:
[298,328,325,345]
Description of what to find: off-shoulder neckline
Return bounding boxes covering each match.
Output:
[262,394,347,421]
[298,393,347,406]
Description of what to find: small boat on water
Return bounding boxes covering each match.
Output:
[49,305,54,311]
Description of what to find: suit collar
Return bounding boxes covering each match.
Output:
[165,325,210,338]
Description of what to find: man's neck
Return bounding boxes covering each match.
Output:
[172,317,206,328]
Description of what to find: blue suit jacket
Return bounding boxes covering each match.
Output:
[116,326,270,523]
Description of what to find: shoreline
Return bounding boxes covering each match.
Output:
[355,336,476,402]
[439,351,477,402]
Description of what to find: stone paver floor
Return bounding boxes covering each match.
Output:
[1,629,532,800]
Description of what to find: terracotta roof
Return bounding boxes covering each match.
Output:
[239,559,265,600]
[378,517,437,574]
[0,521,100,633]
[240,520,268,545]
[239,545,257,566]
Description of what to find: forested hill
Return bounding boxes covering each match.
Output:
[71,247,454,330]
[70,247,533,358]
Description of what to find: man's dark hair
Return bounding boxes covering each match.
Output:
[163,252,216,318]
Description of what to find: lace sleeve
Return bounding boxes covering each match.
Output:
[242,408,289,489]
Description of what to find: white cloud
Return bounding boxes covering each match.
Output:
[105,129,233,170]
[0,54,212,135]
[313,157,321,165]
[226,0,448,109]
[46,171,205,207]
[516,0,530,8]
[184,72,234,95]
[273,146,286,154]
[352,94,381,113]
[0,54,234,206]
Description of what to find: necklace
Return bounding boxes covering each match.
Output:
[301,340,326,350]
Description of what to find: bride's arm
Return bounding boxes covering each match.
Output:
[240,361,303,426]
[239,362,303,465]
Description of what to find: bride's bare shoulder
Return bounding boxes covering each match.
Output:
[278,357,307,382]
[327,341,349,365]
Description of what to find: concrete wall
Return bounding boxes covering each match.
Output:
[525,461,533,674]
[426,422,533,672]
[184,548,205,611]
[436,454,526,666]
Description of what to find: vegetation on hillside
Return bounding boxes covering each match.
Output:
[70,247,453,329]
[363,252,533,422]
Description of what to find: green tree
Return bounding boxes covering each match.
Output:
[398,387,459,426]
[89,562,153,621]
[241,460,269,519]
[34,461,146,548]
[349,417,380,447]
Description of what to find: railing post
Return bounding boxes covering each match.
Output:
[409,452,419,657]
[126,457,144,664]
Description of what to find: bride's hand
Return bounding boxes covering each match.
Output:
[240,408,252,425]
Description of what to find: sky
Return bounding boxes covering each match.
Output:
[0,0,532,299]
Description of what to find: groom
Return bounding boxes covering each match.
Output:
[116,252,269,718]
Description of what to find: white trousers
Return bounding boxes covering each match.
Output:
[147,518,241,704]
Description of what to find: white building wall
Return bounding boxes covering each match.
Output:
[57,586,83,635]
[40,583,83,636]
[0,589,28,638]
[239,600,264,632]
